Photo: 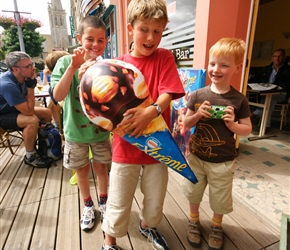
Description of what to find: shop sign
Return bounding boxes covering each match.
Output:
[69,16,75,38]
[171,46,191,61]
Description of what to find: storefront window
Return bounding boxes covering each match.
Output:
[165,0,196,30]
[160,0,197,67]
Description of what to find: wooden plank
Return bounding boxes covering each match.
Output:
[126,196,153,250]
[162,191,209,249]
[0,206,18,249]
[41,160,63,201]
[21,168,48,205]
[3,202,39,250]
[134,179,187,250]
[30,162,64,249]
[55,192,80,249]
[80,166,105,250]
[0,147,24,202]
[30,198,60,249]
[0,148,14,173]
[1,161,33,208]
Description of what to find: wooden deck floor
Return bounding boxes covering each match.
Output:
[0,135,281,250]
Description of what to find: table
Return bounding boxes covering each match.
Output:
[35,91,50,107]
[247,88,286,139]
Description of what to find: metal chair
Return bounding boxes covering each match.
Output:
[273,97,290,130]
[0,128,23,154]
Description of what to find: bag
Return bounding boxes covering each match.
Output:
[36,123,62,163]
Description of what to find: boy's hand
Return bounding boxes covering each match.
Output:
[117,106,156,138]
[43,66,50,76]
[78,59,96,80]
[222,106,235,125]
[71,47,86,69]
[196,101,212,119]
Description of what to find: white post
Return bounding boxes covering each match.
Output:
[13,0,25,52]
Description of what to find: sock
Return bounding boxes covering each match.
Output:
[26,150,36,159]
[211,216,222,227]
[99,194,108,205]
[84,196,94,207]
[189,212,199,223]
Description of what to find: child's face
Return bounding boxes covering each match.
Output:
[77,27,108,60]
[208,54,241,86]
[127,19,165,57]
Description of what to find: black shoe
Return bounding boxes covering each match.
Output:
[139,221,169,250]
[24,153,51,168]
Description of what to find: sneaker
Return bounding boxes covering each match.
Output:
[208,226,223,250]
[187,221,201,247]
[24,153,51,168]
[99,203,106,221]
[80,205,95,231]
[139,221,169,250]
[101,244,122,250]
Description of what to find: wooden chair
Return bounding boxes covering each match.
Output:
[273,97,290,130]
[0,128,23,154]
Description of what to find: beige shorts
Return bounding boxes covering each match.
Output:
[63,139,112,170]
[182,153,236,214]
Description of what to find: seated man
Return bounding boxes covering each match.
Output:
[0,51,52,168]
[248,48,290,131]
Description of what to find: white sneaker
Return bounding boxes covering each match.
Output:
[80,205,95,231]
[99,203,106,221]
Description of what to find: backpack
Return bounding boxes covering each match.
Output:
[36,123,62,164]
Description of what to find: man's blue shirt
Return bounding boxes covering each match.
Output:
[0,71,27,114]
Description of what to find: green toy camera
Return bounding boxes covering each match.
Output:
[208,105,227,119]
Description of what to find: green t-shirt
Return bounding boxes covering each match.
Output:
[51,55,110,143]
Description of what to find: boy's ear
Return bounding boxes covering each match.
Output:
[235,63,242,72]
[76,33,82,44]
[127,23,133,35]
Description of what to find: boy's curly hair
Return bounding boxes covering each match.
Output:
[128,0,169,27]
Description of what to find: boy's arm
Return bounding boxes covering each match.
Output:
[53,48,86,102]
[224,116,252,136]
[117,93,172,138]
[183,101,212,128]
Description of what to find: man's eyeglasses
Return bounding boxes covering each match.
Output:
[14,62,35,69]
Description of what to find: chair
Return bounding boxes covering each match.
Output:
[273,97,290,130]
[0,128,23,154]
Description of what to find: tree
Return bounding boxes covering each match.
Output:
[2,26,45,57]
[0,49,5,61]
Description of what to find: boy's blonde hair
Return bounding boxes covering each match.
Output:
[128,0,169,27]
[209,38,246,64]
[45,51,69,72]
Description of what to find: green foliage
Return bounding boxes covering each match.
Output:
[2,26,45,57]
[0,49,5,60]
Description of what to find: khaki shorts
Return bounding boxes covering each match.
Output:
[182,153,235,214]
[63,139,112,170]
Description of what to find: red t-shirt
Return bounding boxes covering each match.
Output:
[113,48,185,164]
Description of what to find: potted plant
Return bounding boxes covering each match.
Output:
[20,17,42,31]
[0,15,15,30]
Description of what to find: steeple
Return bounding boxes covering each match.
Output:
[48,0,69,50]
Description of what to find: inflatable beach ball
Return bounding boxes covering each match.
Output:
[79,59,149,131]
